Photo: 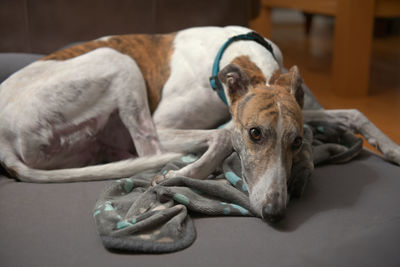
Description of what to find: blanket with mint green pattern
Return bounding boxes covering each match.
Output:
[93,121,363,253]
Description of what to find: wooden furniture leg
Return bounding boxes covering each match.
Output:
[250,6,272,38]
[332,0,375,96]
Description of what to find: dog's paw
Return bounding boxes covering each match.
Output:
[150,170,179,186]
[288,170,311,198]
[384,147,400,166]
[151,174,166,186]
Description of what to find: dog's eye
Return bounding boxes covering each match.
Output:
[249,127,262,142]
[292,136,303,150]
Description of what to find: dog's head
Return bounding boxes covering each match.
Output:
[219,64,304,222]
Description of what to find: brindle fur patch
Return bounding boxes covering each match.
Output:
[41,34,176,113]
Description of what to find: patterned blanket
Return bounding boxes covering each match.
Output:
[93,121,363,253]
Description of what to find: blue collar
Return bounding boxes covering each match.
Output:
[209,31,277,105]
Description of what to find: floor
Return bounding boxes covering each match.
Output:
[267,10,400,151]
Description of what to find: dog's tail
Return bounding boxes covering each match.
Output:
[0,146,182,183]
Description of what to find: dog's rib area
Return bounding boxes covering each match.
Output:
[41,34,176,113]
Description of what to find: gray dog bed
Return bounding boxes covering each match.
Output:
[1,53,400,267]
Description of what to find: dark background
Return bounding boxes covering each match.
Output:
[0,0,260,53]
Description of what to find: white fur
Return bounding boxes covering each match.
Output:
[11,153,182,183]
[96,35,114,42]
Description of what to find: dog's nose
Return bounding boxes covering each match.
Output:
[261,203,285,223]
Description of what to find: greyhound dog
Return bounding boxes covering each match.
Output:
[0,26,399,221]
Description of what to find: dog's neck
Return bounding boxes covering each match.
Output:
[210,32,278,106]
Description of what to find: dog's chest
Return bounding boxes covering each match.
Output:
[153,26,281,129]
[152,28,234,129]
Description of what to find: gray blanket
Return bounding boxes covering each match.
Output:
[93,121,363,253]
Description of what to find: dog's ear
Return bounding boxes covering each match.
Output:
[218,64,250,104]
[270,66,304,108]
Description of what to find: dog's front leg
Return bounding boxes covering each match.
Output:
[303,109,400,165]
[288,125,314,198]
[151,128,233,185]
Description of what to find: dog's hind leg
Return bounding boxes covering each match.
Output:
[0,47,167,182]
[303,109,400,165]
[107,50,163,157]
[151,128,233,185]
